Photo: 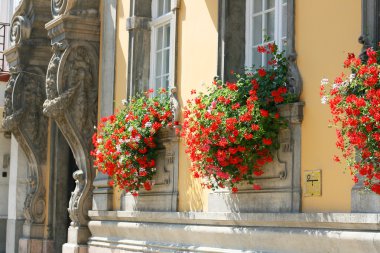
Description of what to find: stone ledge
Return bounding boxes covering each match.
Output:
[87,212,380,253]
[88,211,380,231]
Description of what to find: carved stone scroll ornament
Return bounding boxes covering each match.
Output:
[52,0,77,17]
[51,0,98,17]
[43,42,98,227]
[10,15,32,46]
[2,66,48,224]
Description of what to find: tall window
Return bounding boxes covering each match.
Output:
[150,0,174,91]
[245,0,287,68]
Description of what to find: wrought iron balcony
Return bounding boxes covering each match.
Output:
[0,22,10,73]
[0,22,10,83]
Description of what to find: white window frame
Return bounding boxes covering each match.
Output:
[245,0,287,68]
[150,0,176,92]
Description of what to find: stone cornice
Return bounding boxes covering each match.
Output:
[45,14,100,43]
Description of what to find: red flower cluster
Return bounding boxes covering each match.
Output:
[182,43,290,192]
[91,89,174,195]
[321,48,380,194]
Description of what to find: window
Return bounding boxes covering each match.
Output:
[150,0,175,92]
[245,0,287,68]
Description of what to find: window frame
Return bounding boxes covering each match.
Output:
[150,0,176,93]
[245,0,287,68]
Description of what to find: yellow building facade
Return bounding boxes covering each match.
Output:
[1,0,379,253]
[109,0,362,213]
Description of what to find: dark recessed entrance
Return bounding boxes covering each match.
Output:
[49,122,77,253]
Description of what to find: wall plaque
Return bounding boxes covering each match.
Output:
[304,170,321,197]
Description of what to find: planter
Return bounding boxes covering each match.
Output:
[208,102,304,212]
[121,127,179,211]
[352,176,380,213]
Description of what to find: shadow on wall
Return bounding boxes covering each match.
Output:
[205,0,218,30]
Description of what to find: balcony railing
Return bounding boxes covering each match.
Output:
[0,22,10,72]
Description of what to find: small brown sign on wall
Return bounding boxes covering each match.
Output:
[304,170,321,197]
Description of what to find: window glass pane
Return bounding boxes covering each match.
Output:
[162,75,169,89]
[252,48,262,67]
[156,51,163,77]
[282,4,287,38]
[252,15,262,45]
[163,49,170,75]
[164,24,170,48]
[164,0,171,14]
[266,0,275,10]
[265,11,275,40]
[282,0,287,4]
[156,0,171,17]
[155,77,162,90]
[157,0,164,17]
[157,27,163,50]
[253,0,263,14]
[281,38,287,49]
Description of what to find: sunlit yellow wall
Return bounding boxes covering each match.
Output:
[112,0,129,210]
[297,0,361,212]
[111,0,361,212]
[177,0,218,211]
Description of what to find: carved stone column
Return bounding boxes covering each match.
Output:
[3,0,52,252]
[44,1,100,252]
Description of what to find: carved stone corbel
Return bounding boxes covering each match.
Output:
[45,1,100,249]
[3,0,58,251]
[43,41,98,229]
[2,65,48,230]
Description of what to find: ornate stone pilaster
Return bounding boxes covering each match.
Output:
[4,0,52,252]
[44,2,100,251]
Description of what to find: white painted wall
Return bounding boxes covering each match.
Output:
[0,81,10,218]
[6,135,27,253]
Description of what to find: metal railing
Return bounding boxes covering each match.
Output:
[0,22,10,72]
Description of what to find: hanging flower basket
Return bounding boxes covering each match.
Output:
[182,43,296,192]
[320,47,380,194]
[91,89,177,196]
